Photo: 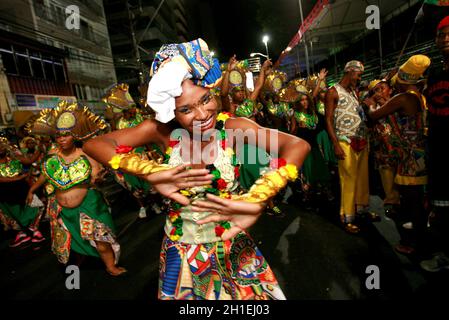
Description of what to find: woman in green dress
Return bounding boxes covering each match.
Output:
[0,137,45,247]
[290,85,331,200]
[311,69,337,168]
[26,102,126,276]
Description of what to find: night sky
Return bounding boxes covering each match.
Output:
[188,0,310,63]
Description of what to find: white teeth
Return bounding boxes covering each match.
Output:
[194,117,213,128]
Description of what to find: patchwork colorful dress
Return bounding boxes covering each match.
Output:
[158,113,285,300]
[370,111,402,170]
[392,91,427,186]
[42,154,120,264]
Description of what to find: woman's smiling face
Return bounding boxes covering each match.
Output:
[174,80,218,133]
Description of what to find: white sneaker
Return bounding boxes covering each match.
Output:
[420,253,449,272]
[151,203,162,215]
[402,222,413,230]
[138,207,147,219]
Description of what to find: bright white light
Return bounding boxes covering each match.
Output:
[262,35,269,44]
[250,52,268,58]
[210,51,215,57]
[286,47,292,52]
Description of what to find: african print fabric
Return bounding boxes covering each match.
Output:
[158,232,285,300]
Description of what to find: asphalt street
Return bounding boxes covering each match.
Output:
[1,186,448,300]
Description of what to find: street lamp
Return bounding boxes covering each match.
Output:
[250,52,268,59]
[262,35,270,60]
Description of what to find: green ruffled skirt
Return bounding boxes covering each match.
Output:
[48,189,119,264]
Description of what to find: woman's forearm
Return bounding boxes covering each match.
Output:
[278,136,310,168]
[221,71,231,97]
[29,175,46,194]
[83,121,159,168]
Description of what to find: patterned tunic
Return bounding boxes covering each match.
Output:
[333,83,368,143]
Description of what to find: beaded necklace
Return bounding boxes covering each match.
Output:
[163,112,240,241]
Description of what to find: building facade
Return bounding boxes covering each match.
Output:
[104,0,188,89]
[0,0,116,127]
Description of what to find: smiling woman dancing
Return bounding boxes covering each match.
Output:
[83,38,310,299]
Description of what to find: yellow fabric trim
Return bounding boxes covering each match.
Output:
[109,153,170,174]
[394,174,427,186]
[232,164,298,203]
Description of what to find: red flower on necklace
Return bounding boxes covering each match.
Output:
[115,145,133,154]
[216,178,227,190]
[169,140,180,148]
[215,225,225,237]
[222,111,234,117]
[234,166,240,178]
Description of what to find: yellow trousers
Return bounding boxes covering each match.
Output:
[338,141,369,221]
[378,166,400,205]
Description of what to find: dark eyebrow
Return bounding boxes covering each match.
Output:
[199,92,210,103]
[176,91,210,111]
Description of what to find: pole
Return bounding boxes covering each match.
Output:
[332,34,337,77]
[296,46,301,77]
[298,0,310,76]
[127,1,143,84]
[137,0,166,45]
[264,42,270,60]
[394,1,424,68]
[378,27,383,75]
[310,40,314,74]
[378,0,383,74]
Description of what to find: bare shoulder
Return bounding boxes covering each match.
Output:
[225,117,259,131]
[388,92,416,105]
[140,119,171,138]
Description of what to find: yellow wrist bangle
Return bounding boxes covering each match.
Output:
[108,153,170,174]
[233,164,298,203]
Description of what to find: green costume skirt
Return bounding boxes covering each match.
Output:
[47,189,120,264]
[237,144,270,190]
[0,202,39,229]
[301,145,331,187]
[316,129,337,166]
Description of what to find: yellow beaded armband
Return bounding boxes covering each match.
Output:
[232,161,298,203]
[108,145,170,175]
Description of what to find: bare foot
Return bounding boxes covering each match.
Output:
[106,266,127,276]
